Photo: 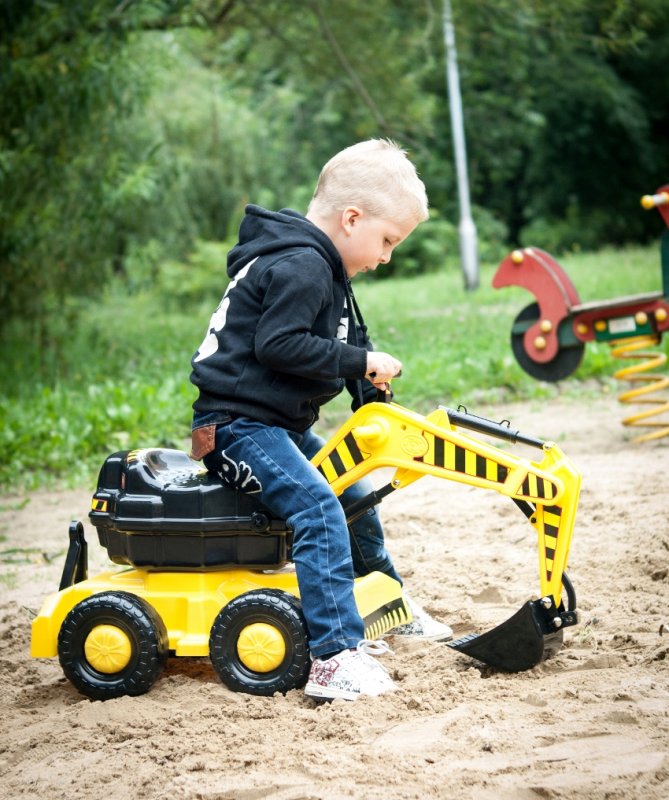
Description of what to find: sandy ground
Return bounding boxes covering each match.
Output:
[1,394,668,800]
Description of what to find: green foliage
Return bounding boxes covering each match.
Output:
[520,205,613,254]
[350,244,667,411]
[2,0,669,492]
[373,205,509,279]
[0,281,203,491]
[472,206,510,265]
[156,240,233,308]
[452,0,669,245]
[371,212,458,279]
[1,1,158,357]
[3,244,666,492]
[1,375,194,491]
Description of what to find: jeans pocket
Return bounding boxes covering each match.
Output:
[203,419,264,495]
[190,424,217,460]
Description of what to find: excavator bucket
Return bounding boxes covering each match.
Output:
[447,594,574,672]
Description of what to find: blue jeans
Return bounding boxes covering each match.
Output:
[202,417,401,658]
[298,428,402,586]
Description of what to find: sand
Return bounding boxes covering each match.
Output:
[1,394,668,800]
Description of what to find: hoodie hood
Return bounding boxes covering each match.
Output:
[227,205,344,281]
[190,203,370,431]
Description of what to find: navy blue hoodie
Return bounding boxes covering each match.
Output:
[190,205,374,432]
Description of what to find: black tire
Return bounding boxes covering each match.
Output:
[58,591,168,700]
[511,302,585,382]
[209,589,310,696]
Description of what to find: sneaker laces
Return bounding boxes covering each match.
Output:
[352,639,394,682]
[356,639,393,657]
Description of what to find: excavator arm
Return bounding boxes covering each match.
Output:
[311,400,582,672]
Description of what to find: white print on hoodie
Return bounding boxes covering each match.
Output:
[193,258,257,363]
[336,298,349,342]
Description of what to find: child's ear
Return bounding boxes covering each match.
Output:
[342,206,362,233]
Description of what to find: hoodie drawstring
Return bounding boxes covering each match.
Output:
[342,275,368,409]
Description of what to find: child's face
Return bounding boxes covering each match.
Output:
[338,208,417,279]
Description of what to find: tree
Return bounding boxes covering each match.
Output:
[1,2,152,344]
[449,0,669,248]
[3,0,669,374]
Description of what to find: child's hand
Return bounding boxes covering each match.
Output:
[365,351,402,390]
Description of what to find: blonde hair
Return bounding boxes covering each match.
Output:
[308,139,429,225]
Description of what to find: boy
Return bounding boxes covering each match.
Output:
[190,139,451,701]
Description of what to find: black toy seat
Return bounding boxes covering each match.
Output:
[127,448,208,489]
[89,449,291,571]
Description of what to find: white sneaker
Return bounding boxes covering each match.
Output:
[305,640,397,701]
[391,595,453,642]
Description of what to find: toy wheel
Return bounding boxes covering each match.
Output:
[511,302,584,382]
[209,589,310,696]
[58,591,168,700]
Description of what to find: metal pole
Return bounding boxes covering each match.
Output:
[443,0,479,290]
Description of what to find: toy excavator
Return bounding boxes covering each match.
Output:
[31,393,581,700]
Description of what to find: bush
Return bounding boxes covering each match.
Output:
[376,205,509,280]
[472,205,509,265]
[382,212,458,278]
[520,204,619,254]
[0,376,194,490]
[155,239,235,309]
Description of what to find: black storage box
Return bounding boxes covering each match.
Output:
[89,449,291,571]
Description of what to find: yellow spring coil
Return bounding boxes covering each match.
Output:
[611,334,669,442]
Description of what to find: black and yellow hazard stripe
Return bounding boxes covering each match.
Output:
[517,472,556,501]
[419,432,509,484]
[363,597,410,640]
[317,432,367,484]
[542,504,561,581]
[91,497,108,512]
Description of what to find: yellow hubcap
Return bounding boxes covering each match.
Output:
[84,625,133,673]
[237,623,286,672]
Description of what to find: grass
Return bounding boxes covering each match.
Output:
[1,244,666,492]
[345,244,668,410]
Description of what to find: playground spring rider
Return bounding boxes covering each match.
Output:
[492,185,669,442]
